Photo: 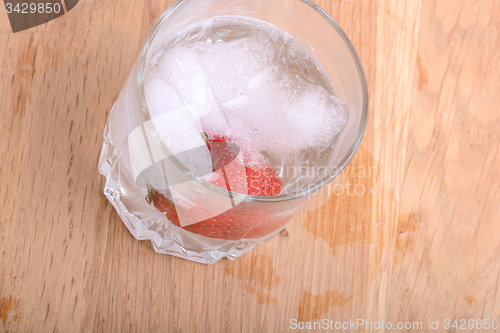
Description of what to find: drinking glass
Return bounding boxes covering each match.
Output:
[98,0,368,264]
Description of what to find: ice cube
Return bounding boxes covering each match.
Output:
[157,47,215,118]
[195,33,274,104]
[247,68,272,90]
[220,95,249,109]
[157,46,230,138]
[221,68,349,163]
[144,77,185,119]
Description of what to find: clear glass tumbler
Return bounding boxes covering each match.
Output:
[98,0,368,264]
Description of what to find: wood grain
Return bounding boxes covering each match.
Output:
[1,0,499,332]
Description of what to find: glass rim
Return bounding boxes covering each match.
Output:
[137,0,369,204]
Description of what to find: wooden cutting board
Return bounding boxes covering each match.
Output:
[1,0,499,332]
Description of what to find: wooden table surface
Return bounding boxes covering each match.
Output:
[1,0,500,332]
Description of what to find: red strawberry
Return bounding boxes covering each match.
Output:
[180,211,291,240]
[246,166,283,196]
[205,135,283,196]
[146,189,179,223]
[145,135,286,240]
[147,188,290,240]
[206,138,248,195]
[146,187,289,240]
